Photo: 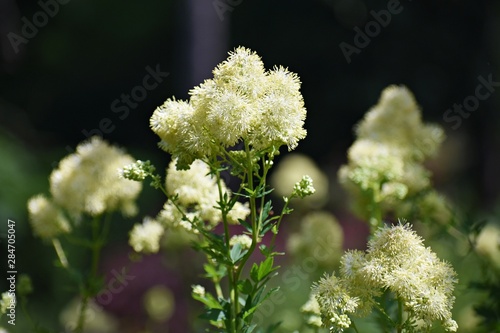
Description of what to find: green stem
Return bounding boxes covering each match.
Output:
[52,238,69,269]
[351,320,360,333]
[212,161,237,333]
[20,295,37,332]
[75,214,109,333]
[270,197,290,247]
[369,191,383,234]
[232,143,261,331]
[397,298,403,333]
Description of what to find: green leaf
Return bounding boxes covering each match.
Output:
[247,287,280,319]
[230,242,248,264]
[250,263,259,282]
[258,257,274,281]
[192,291,223,310]
[238,279,254,295]
[203,263,227,280]
[239,218,253,232]
[264,321,282,332]
[199,308,226,322]
[242,323,257,333]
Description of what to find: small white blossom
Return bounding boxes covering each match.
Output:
[0,292,15,315]
[129,217,165,253]
[27,194,71,239]
[191,285,206,297]
[120,160,155,181]
[229,234,253,250]
[270,153,329,207]
[292,175,316,198]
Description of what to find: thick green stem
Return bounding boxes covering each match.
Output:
[214,164,237,333]
[232,143,262,331]
[397,298,404,333]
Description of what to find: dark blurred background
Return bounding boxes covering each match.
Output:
[1,0,499,332]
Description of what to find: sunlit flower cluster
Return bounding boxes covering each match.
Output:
[338,85,451,223]
[49,136,142,218]
[162,159,250,229]
[309,223,458,332]
[150,46,307,169]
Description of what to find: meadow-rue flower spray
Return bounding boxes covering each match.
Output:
[150,46,307,170]
[122,46,313,332]
[26,136,143,333]
[49,136,142,218]
[338,85,452,230]
[309,222,458,333]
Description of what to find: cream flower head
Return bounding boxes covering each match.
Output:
[338,85,449,224]
[129,217,165,253]
[150,46,307,169]
[27,194,71,239]
[158,158,250,232]
[310,222,458,332]
[49,136,142,218]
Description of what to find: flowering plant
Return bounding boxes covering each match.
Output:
[2,48,499,333]
[15,47,315,333]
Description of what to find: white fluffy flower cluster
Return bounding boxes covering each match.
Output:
[27,137,142,239]
[129,217,165,253]
[309,223,458,332]
[50,136,142,218]
[129,159,251,253]
[338,85,451,223]
[27,194,71,239]
[161,159,250,229]
[150,46,307,169]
